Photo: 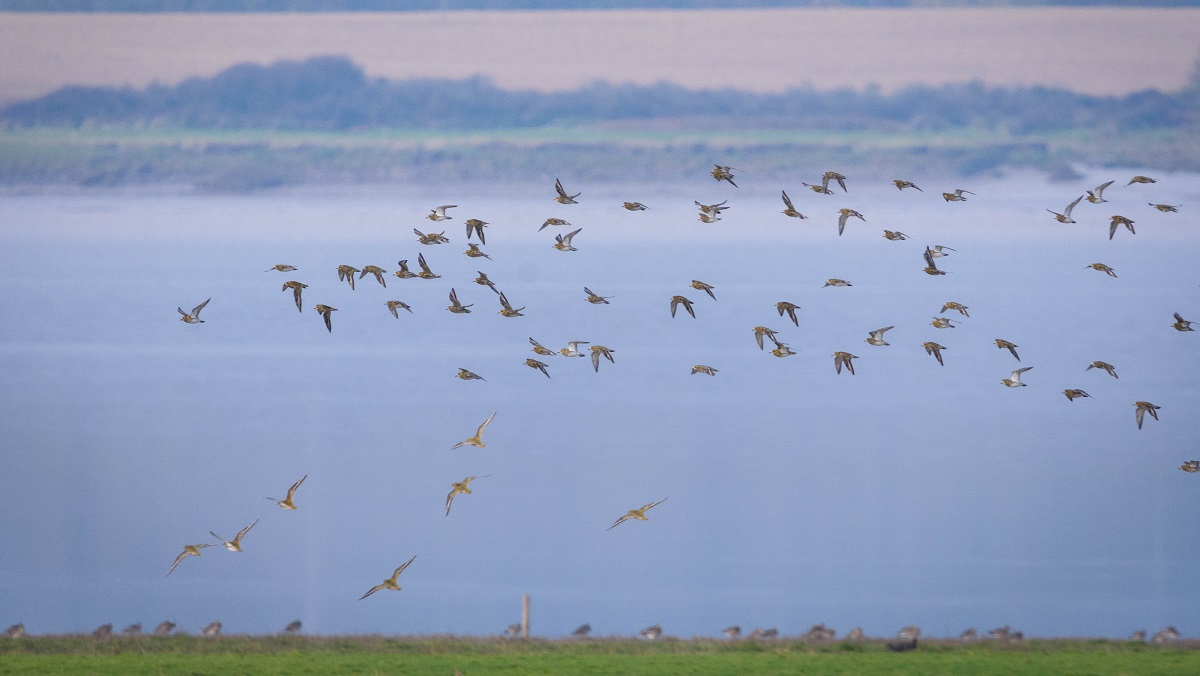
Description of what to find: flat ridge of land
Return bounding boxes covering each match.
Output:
[1,9,1198,103]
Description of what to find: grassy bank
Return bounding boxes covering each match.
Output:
[2,636,1200,675]
[2,125,1194,191]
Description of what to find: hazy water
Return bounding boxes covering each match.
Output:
[1,170,1198,639]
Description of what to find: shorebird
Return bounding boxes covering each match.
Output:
[1001,366,1033,387]
[178,298,210,324]
[504,624,521,638]
[1127,175,1156,185]
[640,625,664,640]
[337,264,360,289]
[670,295,696,318]
[266,264,298,272]
[456,368,486,382]
[314,304,336,332]
[525,358,551,378]
[360,265,387,287]
[1109,215,1136,239]
[554,178,580,204]
[833,351,858,375]
[210,519,258,552]
[923,247,946,275]
[446,475,490,515]
[865,326,893,346]
[359,555,417,600]
[464,243,491,260]
[751,627,780,640]
[528,337,556,356]
[847,627,865,641]
[420,254,444,280]
[465,219,488,244]
[1151,626,1180,643]
[5,624,25,638]
[284,620,302,634]
[281,281,307,312]
[1179,461,1200,473]
[777,301,800,326]
[995,338,1020,361]
[1086,360,1118,378]
[474,271,498,293]
[1047,195,1083,223]
[447,288,472,314]
[167,543,213,576]
[451,412,496,449]
[413,228,449,245]
[927,244,955,257]
[623,201,648,211]
[386,300,412,317]
[883,230,910,241]
[691,365,718,376]
[711,165,738,187]
[802,181,832,195]
[836,208,865,236]
[1150,203,1180,213]
[154,622,176,636]
[931,317,957,329]
[942,188,974,202]
[539,217,571,232]
[202,621,221,637]
[427,204,456,221]
[584,287,611,304]
[1172,312,1194,331]
[695,200,728,223]
[941,301,969,317]
[573,624,592,637]
[893,179,922,191]
[1084,180,1113,204]
[780,190,807,218]
[823,171,848,193]
[824,278,852,287]
[922,341,947,366]
[608,498,667,530]
[753,326,780,350]
[1086,263,1117,277]
[590,345,615,372]
[497,292,524,317]
[1063,389,1091,401]
[1134,401,1161,429]
[267,475,307,510]
[690,279,717,300]
[393,259,417,279]
[122,623,141,635]
[723,626,741,638]
[554,228,582,251]
[560,340,590,357]
[771,342,796,358]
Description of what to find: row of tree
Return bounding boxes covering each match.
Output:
[3,55,1197,133]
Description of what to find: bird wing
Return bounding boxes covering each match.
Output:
[236,519,259,542]
[167,550,190,576]
[1064,195,1083,217]
[563,228,581,245]
[643,497,667,512]
[591,349,601,372]
[476,412,497,437]
[781,191,794,210]
[287,475,307,500]
[498,292,512,311]
[192,298,211,316]
[359,583,386,600]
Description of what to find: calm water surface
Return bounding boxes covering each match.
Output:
[1,171,1197,638]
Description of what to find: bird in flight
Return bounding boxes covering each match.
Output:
[865,326,894,346]
[464,243,491,260]
[337,265,360,290]
[833,351,858,375]
[497,292,525,317]
[178,298,210,324]
[836,208,865,236]
[1084,180,1113,204]
[560,340,590,357]
[711,165,738,187]
[670,295,696,318]
[167,543,213,576]
[691,365,718,376]
[359,555,417,600]
[942,188,974,202]
[753,326,780,350]
[413,228,449,245]
[446,475,491,516]
[209,519,259,552]
[623,201,649,211]
[1047,195,1083,223]
[584,287,611,304]
[451,412,497,449]
[539,217,571,232]
[1086,361,1118,378]
[1134,401,1161,429]
[1063,389,1091,401]
[1149,203,1180,213]
[1001,367,1033,388]
[266,264,298,272]
[456,368,485,382]
[447,288,473,314]
[416,253,440,280]
[360,265,387,288]
[465,219,488,244]
[393,259,417,279]
[893,179,922,191]
[1127,175,1156,185]
[922,341,947,366]
[995,339,1020,361]
[1086,263,1117,278]
[554,178,580,204]
[267,475,307,510]
[474,271,498,293]
[1108,215,1135,240]
[386,300,412,318]
[529,337,556,356]
[554,228,582,251]
[608,498,667,530]
[590,345,616,372]
[690,280,717,300]
[427,204,456,221]
[525,358,551,378]
[282,281,307,312]
[940,301,969,317]
[780,191,807,219]
[314,304,337,333]
[1172,312,1194,331]
[776,301,800,327]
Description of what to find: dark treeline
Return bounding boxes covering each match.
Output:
[3,1,1192,11]
[3,56,1198,133]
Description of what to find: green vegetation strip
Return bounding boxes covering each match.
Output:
[3,638,1200,676]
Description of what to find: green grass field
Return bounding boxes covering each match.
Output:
[3,636,1200,675]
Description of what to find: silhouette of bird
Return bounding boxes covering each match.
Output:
[1001,366,1033,387]
[178,298,210,324]
[210,519,259,552]
[446,475,490,515]
[284,620,302,634]
[451,412,497,449]
[609,498,667,530]
[573,623,592,637]
[640,624,663,640]
[167,543,212,576]
[554,178,580,204]
[267,475,307,510]
[723,626,741,638]
[314,304,337,333]
[1134,401,1161,429]
[201,621,221,636]
[281,281,307,312]
[154,621,175,636]
[359,555,417,600]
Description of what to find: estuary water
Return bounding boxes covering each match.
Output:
[1,170,1197,639]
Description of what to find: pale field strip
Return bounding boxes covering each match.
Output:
[0,8,1198,105]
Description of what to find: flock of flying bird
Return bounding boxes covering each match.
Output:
[155,164,1194,637]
